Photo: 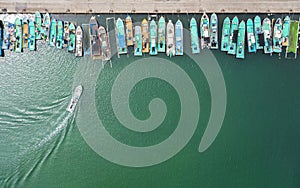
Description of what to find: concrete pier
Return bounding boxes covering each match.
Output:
[1,0,300,13]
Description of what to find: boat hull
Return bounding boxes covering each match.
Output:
[228,16,239,55]
[236,21,245,59]
[157,17,166,53]
[166,20,175,57]
[221,17,230,52]
[149,20,158,55]
[175,19,183,55]
[116,18,127,55]
[210,13,218,49]
[28,20,36,51]
[134,26,143,56]
[190,17,200,54]
[66,85,83,113]
[246,18,256,53]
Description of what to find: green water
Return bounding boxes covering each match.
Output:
[0,14,300,187]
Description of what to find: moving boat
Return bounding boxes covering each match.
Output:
[149,19,158,55]
[116,18,127,55]
[89,17,101,58]
[125,15,133,46]
[190,17,200,54]
[42,13,51,41]
[228,16,239,55]
[200,13,210,49]
[262,17,272,54]
[246,18,256,53]
[28,20,36,51]
[141,18,149,53]
[14,18,23,52]
[49,18,57,47]
[2,20,10,50]
[35,11,42,40]
[285,20,299,59]
[68,23,76,53]
[66,85,83,113]
[99,25,111,62]
[157,16,166,52]
[236,20,245,59]
[134,25,143,56]
[63,21,70,48]
[22,18,29,48]
[282,16,290,47]
[175,19,183,55]
[221,17,230,51]
[273,18,282,53]
[166,20,175,57]
[254,15,264,50]
[0,21,3,57]
[210,13,218,49]
[75,26,83,57]
[56,20,64,49]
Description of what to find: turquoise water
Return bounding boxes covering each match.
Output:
[0,14,300,187]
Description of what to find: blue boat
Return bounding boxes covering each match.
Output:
[149,19,158,55]
[228,16,239,55]
[2,21,10,50]
[246,18,256,53]
[236,21,245,59]
[49,18,57,47]
[56,20,64,49]
[221,17,230,51]
[190,17,200,54]
[175,19,183,55]
[0,21,4,57]
[28,20,36,51]
[116,18,127,55]
[134,25,143,56]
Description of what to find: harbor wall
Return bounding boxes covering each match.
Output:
[1,0,300,13]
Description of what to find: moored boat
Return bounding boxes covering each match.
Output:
[63,21,70,48]
[99,25,111,62]
[157,16,166,52]
[49,18,57,47]
[116,18,127,55]
[210,13,218,49]
[134,25,143,56]
[66,85,83,113]
[273,18,282,53]
[262,17,272,54]
[89,16,101,58]
[236,20,245,59]
[175,19,183,55]
[246,18,256,53]
[221,17,230,51]
[190,17,200,54]
[41,13,51,41]
[35,11,42,40]
[166,20,175,57]
[125,15,133,46]
[2,20,10,50]
[28,20,36,51]
[0,21,4,57]
[228,16,239,55]
[254,15,264,50]
[8,22,15,51]
[285,20,299,59]
[141,18,149,53]
[56,20,64,49]
[282,16,290,47]
[14,18,22,52]
[75,26,83,57]
[68,23,76,53]
[149,19,158,55]
[22,18,29,48]
[200,13,210,49]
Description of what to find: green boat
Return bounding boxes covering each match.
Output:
[236,21,245,59]
[28,20,36,51]
[190,17,200,54]
[134,25,142,56]
[42,13,51,41]
[157,16,166,53]
[116,18,127,55]
[49,18,56,47]
[282,16,290,47]
[262,17,272,54]
[254,15,263,50]
[14,18,22,52]
[149,19,158,55]
[35,11,42,40]
[285,20,299,59]
[221,17,230,51]
[246,18,256,53]
[68,23,76,53]
[210,13,218,49]
[273,18,282,53]
[200,13,210,49]
[228,16,239,55]
[56,20,64,49]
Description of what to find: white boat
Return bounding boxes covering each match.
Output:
[166,20,175,57]
[66,85,83,113]
[75,26,83,57]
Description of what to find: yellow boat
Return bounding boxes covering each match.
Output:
[125,15,133,46]
[23,18,29,48]
[141,18,149,53]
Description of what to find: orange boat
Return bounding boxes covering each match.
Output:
[141,18,149,53]
[23,18,29,48]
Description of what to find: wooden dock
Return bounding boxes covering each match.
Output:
[1,0,300,13]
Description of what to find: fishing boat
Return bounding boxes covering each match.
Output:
[175,19,183,55]
[166,20,175,57]
[68,23,76,53]
[157,16,166,52]
[75,26,83,57]
[210,13,218,49]
[66,85,83,113]
[141,18,149,53]
[28,20,36,51]
[149,19,158,55]
[49,18,57,47]
[282,16,290,47]
[273,18,282,53]
[125,15,133,46]
[221,17,230,52]
[89,16,101,58]
[200,13,210,49]
[2,20,10,50]
[63,21,70,48]
[14,18,22,52]
[190,17,200,54]
[99,26,111,62]
[22,18,29,48]
[56,20,64,49]
[35,11,42,40]
[228,16,239,55]
[0,21,3,57]
[262,17,272,54]
[285,20,299,59]
[134,25,143,56]
[41,13,51,41]
[116,18,127,55]
[246,18,256,53]
[254,15,264,50]
[236,21,245,59]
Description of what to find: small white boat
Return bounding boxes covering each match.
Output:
[166,20,175,57]
[66,85,83,113]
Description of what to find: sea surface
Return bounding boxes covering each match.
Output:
[0,13,300,188]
